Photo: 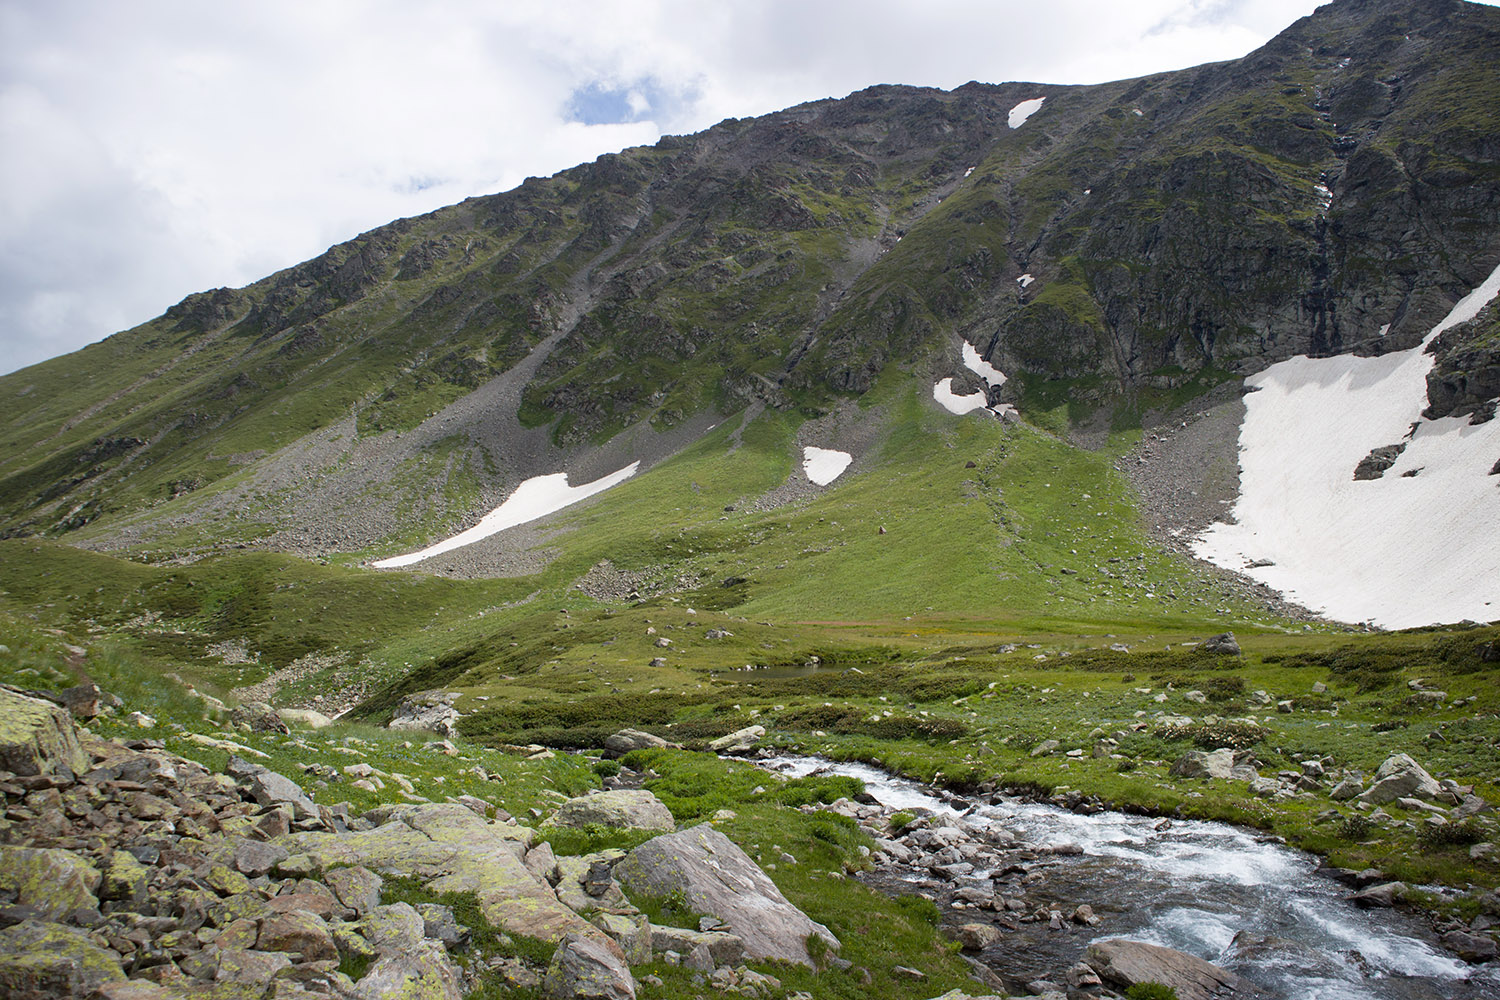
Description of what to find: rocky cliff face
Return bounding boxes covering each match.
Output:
[0,0,1497,543]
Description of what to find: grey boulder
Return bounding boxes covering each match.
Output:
[1356,753,1442,805]
[616,823,837,966]
[544,790,675,832]
[542,932,635,1000]
[1085,939,1257,1000]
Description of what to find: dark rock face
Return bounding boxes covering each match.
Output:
[1425,303,1500,424]
[1354,442,1408,480]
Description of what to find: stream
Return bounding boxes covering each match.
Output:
[761,756,1500,999]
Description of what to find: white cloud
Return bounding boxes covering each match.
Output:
[5,0,1478,373]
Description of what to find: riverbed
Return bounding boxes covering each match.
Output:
[762,756,1500,999]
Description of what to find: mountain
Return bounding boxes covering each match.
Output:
[1,0,1497,621]
[4,6,1500,991]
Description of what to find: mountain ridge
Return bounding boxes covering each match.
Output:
[0,0,1496,597]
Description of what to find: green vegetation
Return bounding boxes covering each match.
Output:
[1125,983,1180,1000]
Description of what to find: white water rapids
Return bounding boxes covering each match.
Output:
[763,757,1498,999]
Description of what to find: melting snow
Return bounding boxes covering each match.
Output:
[803,447,853,486]
[933,377,990,415]
[1008,97,1046,129]
[1194,262,1500,627]
[1017,273,1035,288]
[964,166,975,178]
[934,341,1014,420]
[372,462,640,568]
[1315,183,1333,210]
[963,342,1007,389]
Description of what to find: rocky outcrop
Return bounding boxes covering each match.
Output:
[616,823,837,966]
[388,692,462,736]
[543,790,675,832]
[1085,938,1259,1000]
[0,687,89,778]
[1425,305,1500,424]
[1353,442,1408,480]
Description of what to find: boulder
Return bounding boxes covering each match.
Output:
[1442,930,1498,963]
[1169,749,1257,782]
[416,903,470,949]
[1350,881,1406,908]
[602,729,673,757]
[231,837,290,877]
[101,850,149,908]
[230,700,291,733]
[616,823,837,966]
[326,866,384,915]
[1356,753,1442,805]
[389,693,462,737]
[0,920,126,999]
[0,846,101,919]
[353,941,464,1000]
[543,932,635,999]
[1201,632,1242,656]
[544,790,675,832]
[256,909,339,962]
[956,922,1001,951]
[279,708,335,729]
[242,765,320,821]
[649,925,744,965]
[0,687,89,778]
[708,725,765,753]
[360,903,428,951]
[58,684,103,719]
[592,912,654,965]
[1085,939,1256,1000]
[1329,776,1363,800]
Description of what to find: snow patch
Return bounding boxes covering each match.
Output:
[1193,262,1500,627]
[1008,97,1045,129]
[803,447,853,486]
[373,462,640,568]
[1315,183,1332,210]
[1378,323,1390,338]
[1017,273,1035,288]
[1132,108,1144,117]
[963,166,975,178]
[963,341,1007,389]
[933,378,990,415]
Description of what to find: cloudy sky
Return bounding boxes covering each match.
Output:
[1,0,1360,373]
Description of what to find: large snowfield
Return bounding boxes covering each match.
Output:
[1195,263,1500,628]
[372,462,640,568]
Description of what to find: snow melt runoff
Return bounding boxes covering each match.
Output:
[1194,262,1500,628]
[372,462,640,568]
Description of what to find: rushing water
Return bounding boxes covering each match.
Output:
[762,756,1500,999]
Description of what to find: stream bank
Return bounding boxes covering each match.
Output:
[761,756,1500,999]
